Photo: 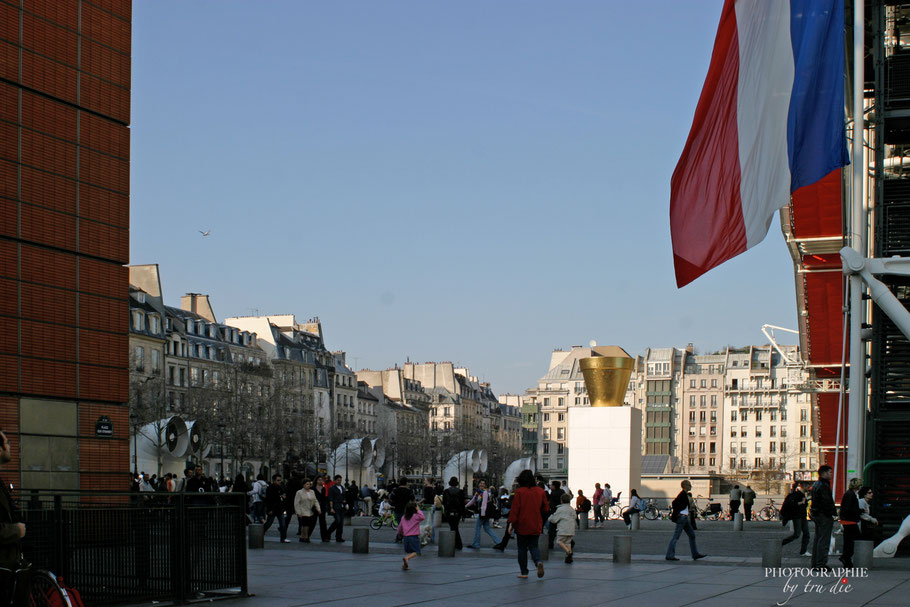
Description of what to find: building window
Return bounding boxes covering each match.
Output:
[800,409,808,421]
[558,413,565,422]
[543,398,550,406]
[543,443,549,454]
[770,409,777,421]
[770,426,777,437]
[689,396,696,408]
[689,411,696,423]
[755,441,761,453]
[557,428,564,440]
[557,444,564,454]
[731,410,737,421]
[700,379,706,388]
[556,457,564,469]
[558,397,564,407]
[740,441,747,453]
[755,428,762,438]
[755,457,762,467]
[134,346,144,370]
[151,350,160,371]
[740,409,748,422]
[543,413,550,422]
[800,440,807,453]
[699,411,706,423]
[542,457,549,469]
[800,425,808,437]
[731,428,737,437]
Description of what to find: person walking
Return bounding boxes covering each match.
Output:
[780,483,810,556]
[549,493,577,563]
[262,474,290,543]
[810,465,837,570]
[742,485,756,521]
[858,486,879,542]
[623,489,643,529]
[546,480,565,549]
[360,483,374,516]
[466,480,502,549]
[398,501,425,570]
[314,476,330,542]
[729,484,742,516]
[665,480,707,561]
[294,478,320,543]
[601,483,613,521]
[838,478,863,568]
[507,469,549,579]
[442,476,465,550]
[592,483,605,528]
[249,474,268,523]
[326,474,346,542]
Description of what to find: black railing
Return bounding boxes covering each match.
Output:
[13,490,248,605]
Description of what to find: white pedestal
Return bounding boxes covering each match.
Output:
[567,406,642,506]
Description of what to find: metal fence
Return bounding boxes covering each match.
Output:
[13,490,248,605]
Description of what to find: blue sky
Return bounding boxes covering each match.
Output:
[130,0,799,394]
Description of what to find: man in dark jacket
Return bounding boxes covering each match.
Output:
[391,477,415,521]
[665,480,707,561]
[442,476,466,549]
[263,474,290,543]
[809,465,837,569]
[839,478,863,568]
[781,483,810,556]
[326,474,347,542]
[546,480,565,549]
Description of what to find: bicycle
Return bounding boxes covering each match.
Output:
[0,563,74,606]
[640,498,661,521]
[369,511,400,530]
[694,495,723,521]
[758,498,780,521]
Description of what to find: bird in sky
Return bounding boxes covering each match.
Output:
[198,230,211,237]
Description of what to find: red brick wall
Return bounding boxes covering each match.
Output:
[0,0,132,492]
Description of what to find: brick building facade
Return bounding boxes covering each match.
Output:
[0,0,131,490]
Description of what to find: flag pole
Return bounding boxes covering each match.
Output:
[846,0,866,488]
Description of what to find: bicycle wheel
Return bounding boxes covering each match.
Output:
[28,570,72,607]
[369,518,382,530]
[609,505,622,520]
[643,505,659,521]
[758,507,771,522]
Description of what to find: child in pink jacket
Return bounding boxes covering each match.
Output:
[398,501,425,570]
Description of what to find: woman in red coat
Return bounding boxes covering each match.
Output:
[507,469,550,578]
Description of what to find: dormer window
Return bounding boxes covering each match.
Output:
[136,292,146,304]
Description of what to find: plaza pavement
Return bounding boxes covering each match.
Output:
[215,518,910,606]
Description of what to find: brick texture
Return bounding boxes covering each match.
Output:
[1,0,132,492]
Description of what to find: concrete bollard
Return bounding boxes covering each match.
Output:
[579,515,589,530]
[854,540,874,569]
[248,524,264,549]
[762,538,782,568]
[352,528,369,554]
[733,513,744,531]
[613,535,632,563]
[437,530,455,557]
[630,511,640,531]
[538,535,550,561]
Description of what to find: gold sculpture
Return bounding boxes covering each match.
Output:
[579,346,634,407]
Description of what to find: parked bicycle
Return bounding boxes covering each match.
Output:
[0,562,75,606]
[758,498,780,521]
[693,495,723,520]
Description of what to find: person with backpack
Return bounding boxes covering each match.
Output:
[466,480,502,549]
[574,489,592,526]
[249,473,268,524]
[742,485,757,521]
[442,476,466,550]
[592,483,605,527]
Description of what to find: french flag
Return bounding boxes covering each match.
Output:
[670,0,849,288]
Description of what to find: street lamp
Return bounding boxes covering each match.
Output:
[286,427,294,477]
[389,440,397,482]
[217,421,226,480]
[344,435,350,483]
[129,411,139,475]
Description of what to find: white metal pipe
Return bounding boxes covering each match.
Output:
[846,0,865,482]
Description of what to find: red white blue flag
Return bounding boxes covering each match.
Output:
[670,0,848,287]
